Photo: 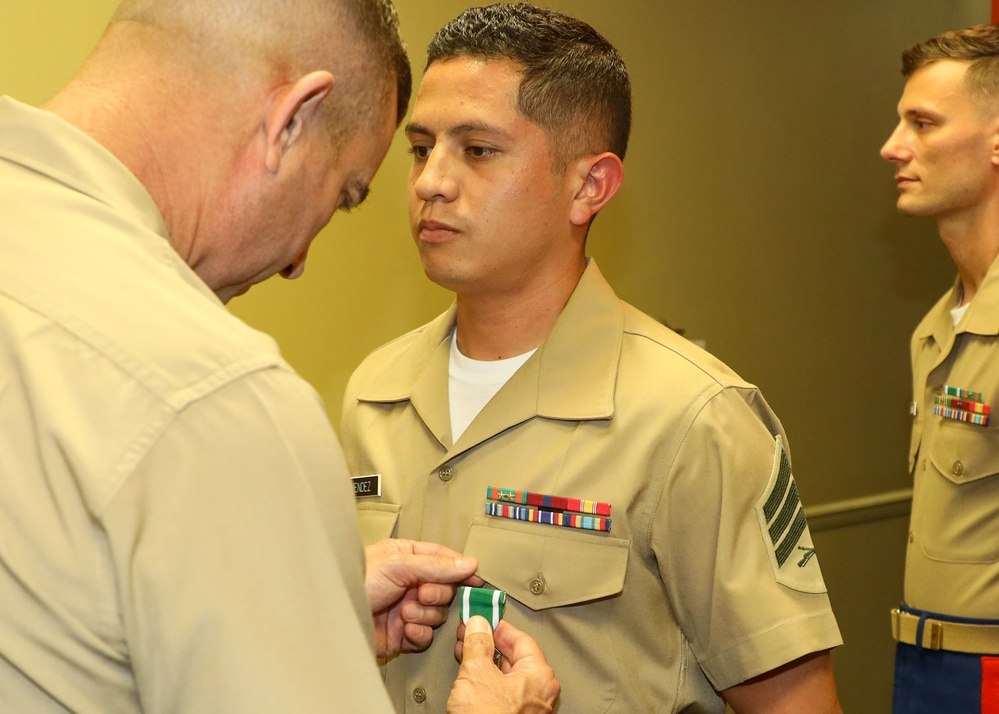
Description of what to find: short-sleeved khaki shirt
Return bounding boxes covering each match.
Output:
[342,260,841,713]
[0,97,393,713]
[905,256,999,618]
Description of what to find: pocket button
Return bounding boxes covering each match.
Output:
[529,577,546,595]
[952,460,965,476]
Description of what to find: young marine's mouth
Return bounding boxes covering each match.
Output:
[417,219,460,243]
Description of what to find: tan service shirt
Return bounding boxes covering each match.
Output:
[905,256,999,619]
[0,97,393,713]
[342,260,842,713]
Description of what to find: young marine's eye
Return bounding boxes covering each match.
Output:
[409,145,432,160]
[466,145,495,159]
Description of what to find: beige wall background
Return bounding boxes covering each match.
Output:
[2,1,989,711]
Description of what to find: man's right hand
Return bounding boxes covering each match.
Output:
[447,616,560,713]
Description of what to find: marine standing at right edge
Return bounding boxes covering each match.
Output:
[881,23,999,714]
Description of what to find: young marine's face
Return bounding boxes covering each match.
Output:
[881,59,999,221]
[405,57,578,297]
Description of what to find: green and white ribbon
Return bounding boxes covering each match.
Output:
[458,586,506,629]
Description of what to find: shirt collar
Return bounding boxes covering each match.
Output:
[0,96,216,302]
[915,254,999,342]
[355,258,623,423]
[961,254,999,336]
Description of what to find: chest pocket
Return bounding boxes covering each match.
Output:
[921,420,999,563]
[355,502,401,547]
[464,516,631,714]
[464,516,630,607]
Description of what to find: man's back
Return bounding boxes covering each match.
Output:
[0,97,385,713]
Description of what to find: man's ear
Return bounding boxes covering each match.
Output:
[264,71,335,174]
[568,152,624,227]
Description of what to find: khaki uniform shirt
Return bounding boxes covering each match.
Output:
[342,261,841,713]
[0,97,393,713]
[905,256,999,619]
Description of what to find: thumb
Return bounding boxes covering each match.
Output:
[461,615,496,662]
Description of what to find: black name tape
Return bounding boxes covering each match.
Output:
[352,474,381,498]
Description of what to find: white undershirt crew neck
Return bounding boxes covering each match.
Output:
[448,330,536,441]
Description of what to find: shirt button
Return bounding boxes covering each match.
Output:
[953,460,964,476]
[438,466,454,482]
[921,457,927,471]
[413,687,427,704]
[909,530,914,543]
[529,577,546,595]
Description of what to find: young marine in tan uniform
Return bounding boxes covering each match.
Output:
[342,4,844,712]
[881,24,999,714]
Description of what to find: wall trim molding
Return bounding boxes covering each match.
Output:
[806,489,913,532]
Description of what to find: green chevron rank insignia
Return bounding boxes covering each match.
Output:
[755,436,827,594]
[457,586,507,629]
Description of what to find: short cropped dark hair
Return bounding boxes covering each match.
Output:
[342,0,412,125]
[426,3,631,168]
[901,24,999,107]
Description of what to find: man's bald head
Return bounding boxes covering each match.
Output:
[109,0,411,132]
[44,0,411,299]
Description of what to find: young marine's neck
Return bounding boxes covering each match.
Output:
[454,259,585,361]
[937,205,999,304]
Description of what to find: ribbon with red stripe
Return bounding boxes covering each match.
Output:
[485,486,612,516]
[485,501,612,532]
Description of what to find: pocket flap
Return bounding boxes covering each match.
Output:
[930,420,999,485]
[464,517,630,611]
[356,502,401,546]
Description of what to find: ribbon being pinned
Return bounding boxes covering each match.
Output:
[457,586,507,630]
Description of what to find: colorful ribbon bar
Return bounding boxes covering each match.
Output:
[934,405,990,426]
[943,385,985,402]
[458,586,506,629]
[485,486,612,517]
[934,395,991,415]
[485,502,612,532]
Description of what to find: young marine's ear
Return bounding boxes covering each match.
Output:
[264,71,335,173]
[568,152,624,227]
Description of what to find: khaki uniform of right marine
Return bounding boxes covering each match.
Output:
[893,255,999,642]
[891,257,999,713]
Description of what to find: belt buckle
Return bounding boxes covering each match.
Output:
[892,608,945,650]
[924,620,943,650]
